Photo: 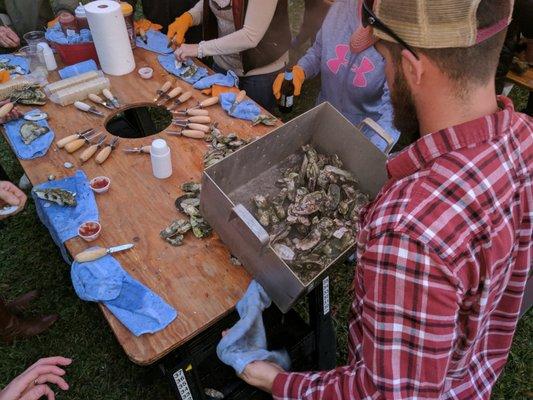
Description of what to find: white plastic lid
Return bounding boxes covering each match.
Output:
[151,139,169,155]
[37,42,52,51]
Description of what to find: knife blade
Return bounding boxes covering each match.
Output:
[229,90,246,115]
[74,243,134,263]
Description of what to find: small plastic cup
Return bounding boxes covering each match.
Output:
[23,31,45,46]
[18,45,48,78]
[90,176,111,194]
[78,221,102,242]
[138,67,153,79]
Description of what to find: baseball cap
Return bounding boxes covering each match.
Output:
[369,0,514,49]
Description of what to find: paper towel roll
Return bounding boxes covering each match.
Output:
[85,0,135,76]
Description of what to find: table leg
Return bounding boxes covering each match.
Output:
[308,276,336,370]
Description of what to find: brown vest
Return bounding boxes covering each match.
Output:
[202,0,290,74]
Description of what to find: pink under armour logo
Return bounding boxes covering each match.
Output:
[327,44,350,74]
[351,56,375,87]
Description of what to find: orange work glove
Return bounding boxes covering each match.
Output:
[167,12,193,46]
[272,65,305,100]
[134,19,163,34]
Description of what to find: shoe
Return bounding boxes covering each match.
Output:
[6,290,40,315]
[0,314,58,344]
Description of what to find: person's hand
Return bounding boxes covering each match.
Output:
[167,12,193,46]
[0,181,27,218]
[239,361,284,393]
[174,44,199,62]
[0,356,72,400]
[0,26,20,49]
[272,65,305,100]
[134,19,163,34]
[0,100,23,124]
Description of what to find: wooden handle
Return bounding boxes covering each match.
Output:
[188,115,211,124]
[167,87,182,100]
[88,93,103,104]
[187,123,210,133]
[177,91,192,104]
[160,81,172,93]
[75,247,107,263]
[0,102,13,118]
[181,129,206,139]
[79,144,98,163]
[199,96,219,108]
[186,109,209,117]
[140,145,151,153]
[57,134,78,149]
[65,138,86,153]
[74,101,91,112]
[95,146,112,164]
[102,89,113,101]
[235,90,247,104]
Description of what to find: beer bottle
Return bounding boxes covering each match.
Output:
[279,70,295,113]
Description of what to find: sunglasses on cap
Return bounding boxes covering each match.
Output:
[361,0,420,59]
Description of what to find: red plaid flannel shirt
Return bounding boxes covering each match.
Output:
[272,97,532,399]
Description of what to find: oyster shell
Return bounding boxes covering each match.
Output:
[19,121,49,145]
[33,188,77,207]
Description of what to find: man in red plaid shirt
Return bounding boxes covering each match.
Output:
[239,0,533,398]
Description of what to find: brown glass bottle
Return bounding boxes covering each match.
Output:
[279,70,295,113]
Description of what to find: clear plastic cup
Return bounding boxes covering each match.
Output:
[23,31,45,46]
[18,45,48,78]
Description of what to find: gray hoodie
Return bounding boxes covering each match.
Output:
[297,0,399,152]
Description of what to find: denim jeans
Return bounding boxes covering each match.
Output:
[212,64,278,113]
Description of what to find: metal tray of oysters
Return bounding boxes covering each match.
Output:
[200,103,390,313]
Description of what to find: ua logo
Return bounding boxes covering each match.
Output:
[326,44,350,74]
[351,56,375,87]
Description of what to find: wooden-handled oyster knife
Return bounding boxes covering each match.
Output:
[95,137,119,165]
[56,128,94,149]
[75,243,134,263]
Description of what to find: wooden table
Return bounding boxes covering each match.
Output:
[7,49,281,365]
[506,67,533,91]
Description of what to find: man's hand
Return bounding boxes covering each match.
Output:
[174,44,199,62]
[0,26,20,48]
[239,361,284,394]
[0,181,27,219]
[0,356,72,400]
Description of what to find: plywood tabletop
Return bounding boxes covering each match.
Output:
[6,49,281,365]
[507,67,533,91]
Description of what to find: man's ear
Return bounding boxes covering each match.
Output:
[400,49,423,86]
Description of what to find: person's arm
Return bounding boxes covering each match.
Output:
[188,0,204,26]
[269,231,460,399]
[198,0,277,57]
[296,23,324,80]
[51,0,77,15]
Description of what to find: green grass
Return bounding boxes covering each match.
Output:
[2,1,532,398]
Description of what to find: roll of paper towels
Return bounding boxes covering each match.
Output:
[85,0,135,76]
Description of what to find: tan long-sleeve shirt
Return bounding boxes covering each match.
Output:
[189,0,288,77]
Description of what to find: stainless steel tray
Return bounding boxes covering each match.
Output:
[200,102,388,312]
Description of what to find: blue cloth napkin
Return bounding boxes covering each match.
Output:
[135,29,173,55]
[219,92,261,121]
[3,112,54,160]
[0,54,29,76]
[193,70,239,90]
[71,254,178,336]
[45,24,93,45]
[58,59,98,79]
[32,171,98,262]
[157,55,208,84]
[216,281,291,374]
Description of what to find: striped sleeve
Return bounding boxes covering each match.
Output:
[272,232,460,399]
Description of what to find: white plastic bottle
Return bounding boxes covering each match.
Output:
[37,42,57,71]
[150,139,172,179]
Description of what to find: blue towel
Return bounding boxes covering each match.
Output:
[58,60,98,79]
[71,254,178,336]
[0,54,29,76]
[45,24,93,45]
[193,70,239,90]
[157,55,208,84]
[32,170,98,262]
[219,92,261,121]
[3,112,54,160]
[136,29,173,55]
[216,281,291,374]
